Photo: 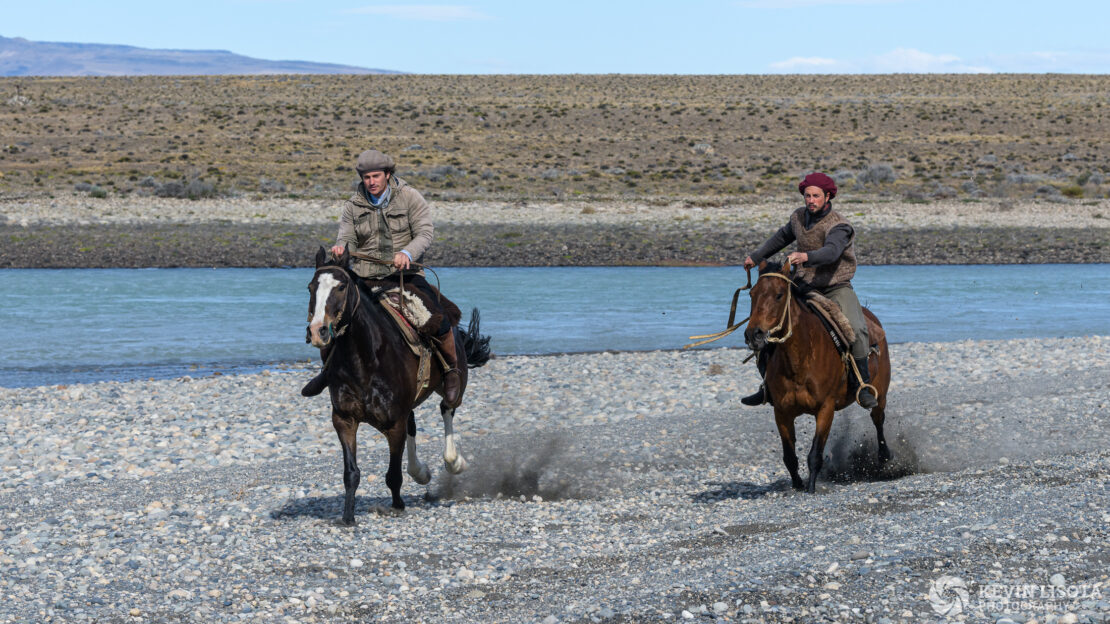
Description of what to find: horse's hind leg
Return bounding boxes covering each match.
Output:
[805,405,835,494]
[384,421,408,510]
[405,410,432,485]
[775,412,804,490]
[870,401,892,463]
[333,412,361,525]
[440,402,468,474]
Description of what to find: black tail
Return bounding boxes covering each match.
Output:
[461,307,492,369]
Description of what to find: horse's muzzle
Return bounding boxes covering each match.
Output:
[307,323,332,348]
[744,327,766,352]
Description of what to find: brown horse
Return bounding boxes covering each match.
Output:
[743,259,892,493]
[305,247,491,524]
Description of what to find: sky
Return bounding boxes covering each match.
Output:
[3,0,1109,74]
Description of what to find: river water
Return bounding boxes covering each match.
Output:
[1,265,1107,387]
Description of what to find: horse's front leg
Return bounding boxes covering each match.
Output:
[806,403,836,493]
[440,402,468,474]
[775,411,804,490]
[405,410,432,485]
[384,420,408,510]
[332,411,361,525]
[870,402,892,462]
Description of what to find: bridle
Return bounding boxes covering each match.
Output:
[759,264,797,344]
[310,264,362,343]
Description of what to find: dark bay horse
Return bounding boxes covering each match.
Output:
[744,259,892,493]
[305,247,491,524]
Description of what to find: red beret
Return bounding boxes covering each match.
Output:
[799,172,837,199]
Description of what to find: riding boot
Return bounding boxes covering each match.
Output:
[301,344,331,397]
[849,355,879,408]
[435,330,462,406]
[740,348,773,406]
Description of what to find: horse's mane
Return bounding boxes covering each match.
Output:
[759,260,815,297]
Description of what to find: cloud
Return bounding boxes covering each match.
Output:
[346,4,490,21]
[871,48,991,73]
[768,47,993,73]
[983,50,1110,73]
[770,56,842,71]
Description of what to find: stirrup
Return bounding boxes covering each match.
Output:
[855,383,879,408]
[741,385,768,406]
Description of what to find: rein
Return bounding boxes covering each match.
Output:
[346,250,443,320]
[684,258,796,348]
[683,267,754,348]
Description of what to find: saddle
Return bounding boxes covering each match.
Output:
[358,280,463,391]
[802,291,886,356]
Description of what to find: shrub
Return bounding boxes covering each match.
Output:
[259,178,286,193]
[89,186,108,198]
[1061,185,1084,198]
[155,181,186,198]
[185,179,216,199]
[857,163,896,185]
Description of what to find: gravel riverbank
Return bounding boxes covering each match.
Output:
[2,336,1108,623]
[2,197,1108,267]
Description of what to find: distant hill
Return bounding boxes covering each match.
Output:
[0,35,398,76]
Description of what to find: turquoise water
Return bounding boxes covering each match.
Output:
[1,265,1107,387]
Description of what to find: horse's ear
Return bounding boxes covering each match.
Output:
[338,243,350,264]
[315,246,328,268]
[757,260,768,274]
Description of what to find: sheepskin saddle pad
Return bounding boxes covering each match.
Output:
[803,291,856,350]
[361,280,462,340]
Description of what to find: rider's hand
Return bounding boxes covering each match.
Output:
[787,251,808,266]
[393,252,411,270]
[330,245,346,257]
[743,256,756,270]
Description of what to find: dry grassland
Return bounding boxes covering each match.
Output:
[2,74,1108,203]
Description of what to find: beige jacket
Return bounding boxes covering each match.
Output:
[336,176,433,279]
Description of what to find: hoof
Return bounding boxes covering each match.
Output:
[879,446,893,462]
[338,517,357,527]
[409,463,432,485]
[445,455,468,475]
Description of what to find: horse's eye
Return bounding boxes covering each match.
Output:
[775,292,784,300]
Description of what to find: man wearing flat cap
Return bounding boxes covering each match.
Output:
[301,149,462,403]
[739,172,878,409]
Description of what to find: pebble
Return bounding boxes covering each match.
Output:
[0,336,1105,622]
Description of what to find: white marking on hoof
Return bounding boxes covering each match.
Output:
[445,452,467,475]
[406,434,431,485]
[441,407,467,474]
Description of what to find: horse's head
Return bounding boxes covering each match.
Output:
[306,245,354,348]
[743,259,795,352]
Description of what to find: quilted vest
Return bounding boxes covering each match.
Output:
[789,206,856,288]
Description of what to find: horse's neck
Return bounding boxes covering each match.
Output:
[776,297,826,364]
[332,296,380,379]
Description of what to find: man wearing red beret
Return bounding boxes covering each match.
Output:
[740,172,878,409]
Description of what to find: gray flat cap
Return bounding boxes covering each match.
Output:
[355,149,395,174]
